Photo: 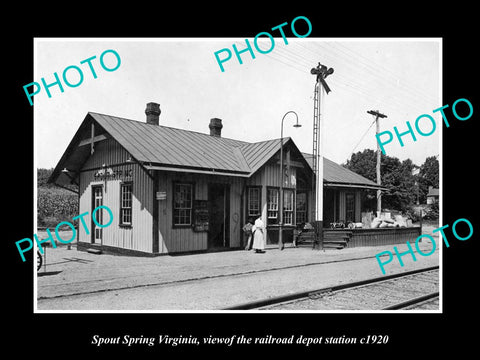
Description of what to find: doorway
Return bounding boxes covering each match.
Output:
[208,183,230,249]
[91,185,103,244]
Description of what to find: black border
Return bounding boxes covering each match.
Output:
[8,4,478,356]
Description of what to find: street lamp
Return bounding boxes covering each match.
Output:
[278,111,301,250]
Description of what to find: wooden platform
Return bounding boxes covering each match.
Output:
[344,227,421,248]
[294,226,422,250]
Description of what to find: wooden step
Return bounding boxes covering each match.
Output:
[324,231,352,238]
[87,248,102,255]
[324,238,348,244]
[323,244,347,250]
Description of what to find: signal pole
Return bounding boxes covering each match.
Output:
[311,62,333,250]
[367,110,387,215]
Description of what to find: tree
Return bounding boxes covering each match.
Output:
[382,158,417,211]
[418,156,439,203]
[343,149,376,182]
[343,149,417,212]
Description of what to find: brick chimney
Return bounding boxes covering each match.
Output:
[145,102,161,125]
[209,118,223,137]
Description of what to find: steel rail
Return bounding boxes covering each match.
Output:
[382,292,439,310]
[222,265,439,310]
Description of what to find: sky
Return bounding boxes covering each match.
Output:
[34,38,441,169]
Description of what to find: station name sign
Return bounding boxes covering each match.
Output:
[94,167,133,181]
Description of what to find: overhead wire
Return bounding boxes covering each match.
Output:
[232,39,437,158]
[350,117,377,155]
[333,42,438,104]
[287,42,433,115]
[294,41,434,103]
[269,44,425,116]
[312,42,438,110]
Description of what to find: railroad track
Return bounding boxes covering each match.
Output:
[223,266,439,311]
[38,249,433,300]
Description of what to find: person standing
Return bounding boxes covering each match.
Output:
[242,217,254,250]
[252,216,266,253]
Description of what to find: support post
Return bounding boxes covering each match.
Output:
[314,84,324,250]
[310,62,333,251]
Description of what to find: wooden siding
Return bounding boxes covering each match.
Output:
[157,171,244,254]
[157,172,207,253]
[83,137,130,168]
[355,190,362,222]
[338,191,345,222]
[321,188,362,224]
[246,161,302,243]
[229,177,244,248]
[78,138,154,253]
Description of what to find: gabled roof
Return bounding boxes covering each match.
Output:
[90,112,251,175]
[48,111,382,191]
[239,137,292,175]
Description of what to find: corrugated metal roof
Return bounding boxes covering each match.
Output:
[240,138,289,174]
[49,111,382,190]
[323,157,378,186]
[90,112,251,174]
[302,152,383,189]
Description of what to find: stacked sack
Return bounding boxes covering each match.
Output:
[370,214,409,228]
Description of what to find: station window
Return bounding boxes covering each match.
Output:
[283,189,294,225]
[296,192,308,224]
[120,183,132,226]
[267,187,279,225]
[173,183,193,226]
[247,187,261,219]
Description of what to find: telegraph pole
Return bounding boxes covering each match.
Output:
[367,110,387,215]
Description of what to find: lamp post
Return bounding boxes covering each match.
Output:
[278,111,301,250]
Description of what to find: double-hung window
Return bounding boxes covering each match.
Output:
[283,189,294,225]
[120,183,133,226]
[247,187,261,218]
[267,188,279,224]
[295,192,307,224]
[173,183,193,226]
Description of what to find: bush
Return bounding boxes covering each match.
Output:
[423,202,439,220]
[404,205,422,222]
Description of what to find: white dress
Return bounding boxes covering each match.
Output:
[252,218,266,250]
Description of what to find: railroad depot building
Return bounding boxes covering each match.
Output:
[49,102,415,256]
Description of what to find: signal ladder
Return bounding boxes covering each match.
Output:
[311,81,320,222]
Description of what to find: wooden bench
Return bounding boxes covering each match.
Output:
[293,229,353,249]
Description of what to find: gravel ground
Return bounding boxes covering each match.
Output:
[36,234,440,311]
[264,270,439,311]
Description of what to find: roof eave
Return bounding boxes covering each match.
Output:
[144,163,251,177]
[47,113,97,186]
[324,182,387,191]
